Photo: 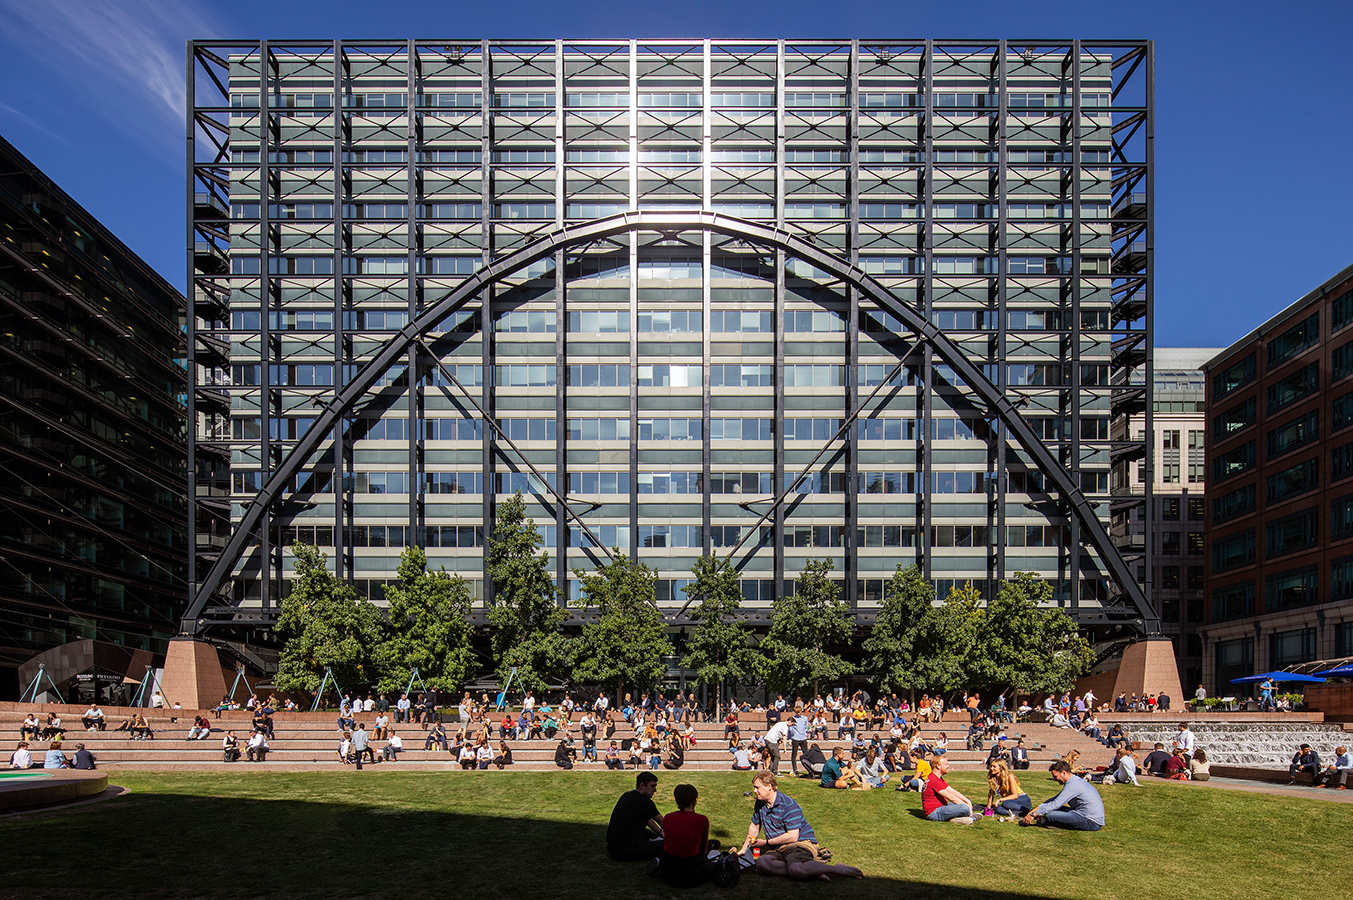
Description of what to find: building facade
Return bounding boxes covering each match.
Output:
[1119,349,1217,691]
[1204,263,1353,691]
[186,40,1153,632]
[0,134,188,686]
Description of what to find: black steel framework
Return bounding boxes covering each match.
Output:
[187,39,1154,637]
[185,209,1152,631]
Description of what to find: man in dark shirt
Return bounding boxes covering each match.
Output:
[71,743,96,770]
[606,771,665,861]
[1289,744,1323,786]
[1141,743,1173,776]
[1011,739,1031,770]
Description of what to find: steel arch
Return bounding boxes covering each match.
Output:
[185,211,1152,632]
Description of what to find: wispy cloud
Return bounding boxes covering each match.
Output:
[0,0,225,153]
[0,98,71,144]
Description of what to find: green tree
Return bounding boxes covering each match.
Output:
[914,580,985,697]
[681,555,759,699]
[375,546,475,693]
[485,491,570,693]
[273,543,386,692]
[860,564,935,697]
[971,572,1095,701]
[759,558,855,695]
[572,554,672,697]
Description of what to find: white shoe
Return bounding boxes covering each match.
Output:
[950,816,975,825]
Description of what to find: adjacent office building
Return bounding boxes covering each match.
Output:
[0,134,188,691]
[186,40,1154,631]
[1204,263,1353,688]
[1118,348,1217,690]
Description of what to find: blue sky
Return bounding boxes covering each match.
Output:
[0,0,1349,348]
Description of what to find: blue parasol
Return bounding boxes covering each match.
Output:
[1230,671,1325,684]
[1314,664,1353,677]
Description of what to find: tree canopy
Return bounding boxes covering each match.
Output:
[571,553,671,696]
[273,543,386,692]
[860,564,936,696]
[759,558,855,695]
[970,572,1095,697]
[375,546,475,693]
[681,554,759,690]
[485,492,570,693]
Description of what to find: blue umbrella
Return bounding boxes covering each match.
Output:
[1314,664,1353,677]
[1230,671,1326,684]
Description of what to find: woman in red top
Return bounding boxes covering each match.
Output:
[659,784,728,888]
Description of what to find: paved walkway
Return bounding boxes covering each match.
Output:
[1182,776,1353,804]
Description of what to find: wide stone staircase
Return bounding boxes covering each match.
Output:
[1,703,1118,773]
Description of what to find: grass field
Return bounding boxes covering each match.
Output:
[1,771,1346,900]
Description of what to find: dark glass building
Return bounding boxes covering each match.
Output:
[185,40,1154,638]
[0,134,188,688]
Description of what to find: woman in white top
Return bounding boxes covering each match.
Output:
[1188,749,1211,782]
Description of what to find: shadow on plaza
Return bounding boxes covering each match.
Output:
[0,779,1079,900]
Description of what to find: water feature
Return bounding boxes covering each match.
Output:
[1123,721,1350,768]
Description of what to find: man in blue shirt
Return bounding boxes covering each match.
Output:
[737,771,864,881]
[1021,761,1105,831]
[788,706,811,777]
[1322,746,1352,789]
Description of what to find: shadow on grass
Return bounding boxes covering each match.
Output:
[0,788,1080,900]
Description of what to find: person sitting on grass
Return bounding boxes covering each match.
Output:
[1110,747,1140,785]
[901,749,931,792]
[658,783,736,888]
[1021,760,1105,831]
[855,747,889,788]
[606,771,665,861]
[737,770,864,882]
[922,755,975,823]
[1141,742,1172,777]
[820,746,868,790]
[984,759,1031,820]
[9,742,33,769]
[1164,748,1190,780]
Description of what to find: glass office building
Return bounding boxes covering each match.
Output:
[0,134,187,678]
[186,40,1153,633]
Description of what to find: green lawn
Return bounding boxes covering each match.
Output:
[2,771,1346,900]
